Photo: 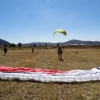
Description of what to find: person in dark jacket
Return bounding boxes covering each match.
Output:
[58,47,63,61]
[4,47,8,56]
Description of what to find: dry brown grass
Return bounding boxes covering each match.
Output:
[0,47,100,100]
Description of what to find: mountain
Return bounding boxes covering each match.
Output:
[22,39,100,46]
[0,39,11,46]
[64,39,100,45]
[0,39,100,46]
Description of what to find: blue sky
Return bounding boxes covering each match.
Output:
[0,0,100,44]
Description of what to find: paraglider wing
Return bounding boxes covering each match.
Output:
[53,29,67,36]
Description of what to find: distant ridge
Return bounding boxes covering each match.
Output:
[64,39,100,45]
[0,39,11,46]
[0,39,100,46]
[22,39,100,46]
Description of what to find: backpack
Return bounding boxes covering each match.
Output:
[58,48,63,54]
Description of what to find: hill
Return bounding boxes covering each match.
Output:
[0,39,100,46]
[0,39,11,46]
[64,39,100,45]
[23,39,100,46]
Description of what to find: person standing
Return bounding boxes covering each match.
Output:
[32,46,34,53]
[4,47,8,56]
[58,47,63,61]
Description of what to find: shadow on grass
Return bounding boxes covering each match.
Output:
[0,78,100,85]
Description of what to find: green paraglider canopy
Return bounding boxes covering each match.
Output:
[53,29,67,36]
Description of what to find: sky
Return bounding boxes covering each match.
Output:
[0,0,100,44]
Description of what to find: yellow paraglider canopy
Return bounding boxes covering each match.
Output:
[53,29,67,36]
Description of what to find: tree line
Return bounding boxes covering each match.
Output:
[3,43,22,47]
[3,43,60,47]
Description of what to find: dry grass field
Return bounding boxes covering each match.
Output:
[0,47,100,100]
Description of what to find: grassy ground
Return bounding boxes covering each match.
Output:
[0,47,100,100]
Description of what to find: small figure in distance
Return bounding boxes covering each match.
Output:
[58,46,63,61]
[4,46,8,56]
[32,46,34,53]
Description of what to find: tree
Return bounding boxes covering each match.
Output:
[18,43,22,47]
[57,43,59,47]
[45,44,47,46]
[34,44,36,47]
[9,43,16,47]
